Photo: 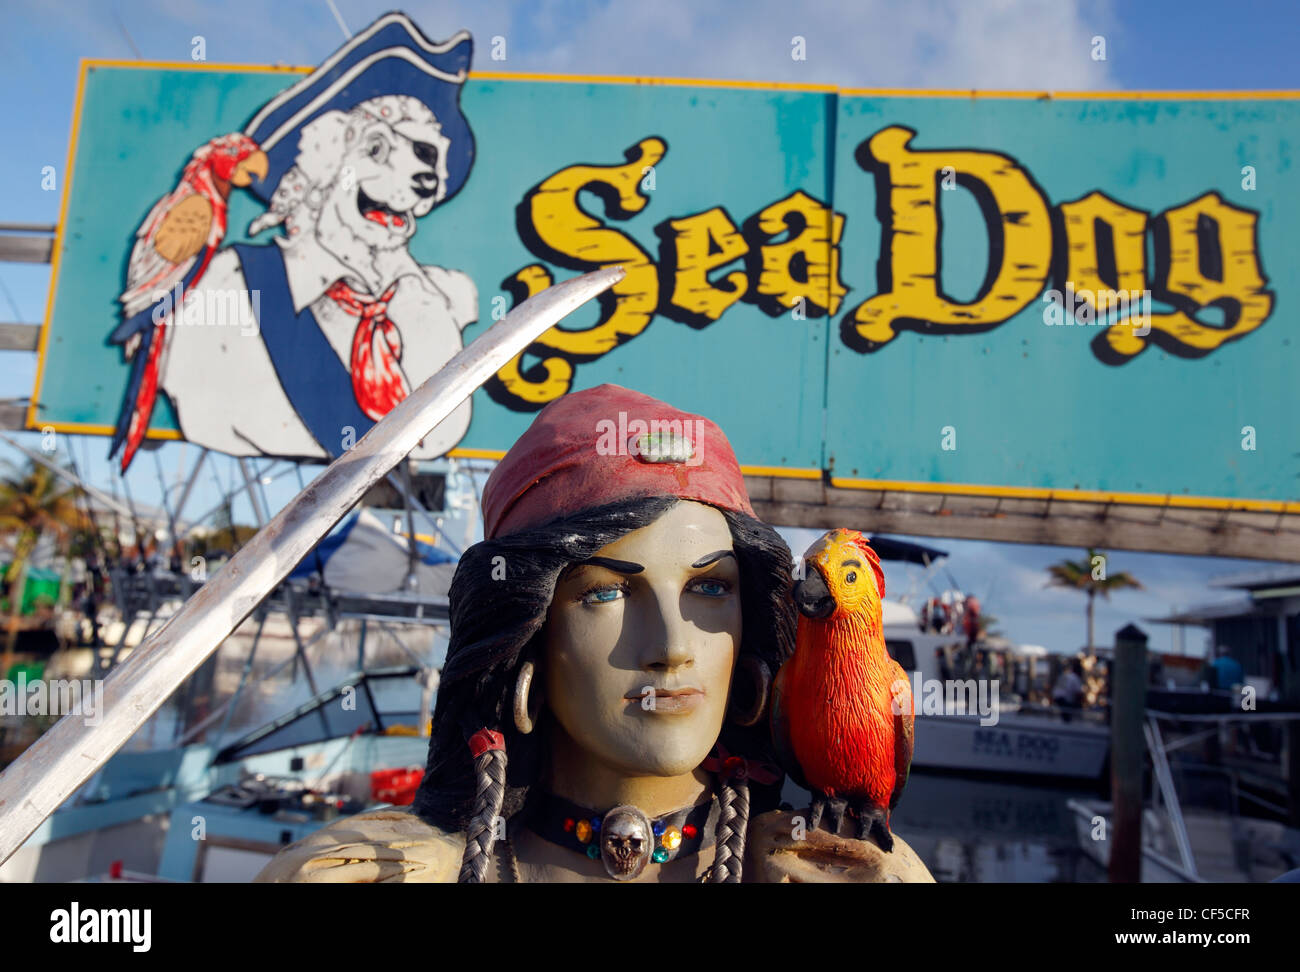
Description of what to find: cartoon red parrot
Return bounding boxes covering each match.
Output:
[109,133,268,471]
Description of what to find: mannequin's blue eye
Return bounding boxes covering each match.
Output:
[580,584,626,605]
[691,579,729,597]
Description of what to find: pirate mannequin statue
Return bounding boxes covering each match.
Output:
[256,385,933,882]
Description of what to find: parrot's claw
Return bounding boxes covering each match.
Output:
[826,797,848,836]
[872,821,895,853]
[854,813,871,841]
[808,794,825,832]
[851,803,896,852]
[808,792,849,836]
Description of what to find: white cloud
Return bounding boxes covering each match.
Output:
[404,0,1121,90]
[9,0,1123,90]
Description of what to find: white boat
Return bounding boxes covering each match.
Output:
[870,537,1111,782]
[883,621,1111,781]
[0,459,477,883]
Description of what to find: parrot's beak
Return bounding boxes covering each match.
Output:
[231,150,270,188]
[794,566,835,619]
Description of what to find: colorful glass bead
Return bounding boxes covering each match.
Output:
[660,826,682,851]
[576,819,593,843]
[652,820,666,837]
[682,824,698,839]
[591,816,602,833]
[652,847,669,864]
[563,817,576,833]
[587,845,600,860]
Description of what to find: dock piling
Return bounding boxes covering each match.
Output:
[1109,622,1149,883]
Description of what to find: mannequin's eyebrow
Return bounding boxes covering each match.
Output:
[691,550,736,569]
[578,556,644,574]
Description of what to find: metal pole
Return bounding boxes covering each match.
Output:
[254,462,275,526]
[1110,622,1148,883]
[284,584,330,739]
[118,468,148,570]
[1283,610,1300,827]
[238,457,268,527]
[1143,717,1196,877]
[170,447,208,527]
[378,621,429,670]
[107,597,158,673]
[401,460,418,591]
[188,462,297,530]
[98,600,134,676]
[0,266,624,863]
[151,448,182,566]
[212,612,268,749]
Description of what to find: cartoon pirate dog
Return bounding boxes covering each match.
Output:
[257,384,934,882]
[109,14,477,470]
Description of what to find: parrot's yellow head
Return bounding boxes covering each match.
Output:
[793,528,885,623]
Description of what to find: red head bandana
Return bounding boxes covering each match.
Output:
[481,384,755,539]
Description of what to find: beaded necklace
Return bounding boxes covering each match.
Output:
[529,791,715,880]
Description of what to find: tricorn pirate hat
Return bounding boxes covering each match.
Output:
[242,12,474,205]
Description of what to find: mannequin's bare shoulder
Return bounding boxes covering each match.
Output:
[745,810,935,883]
[252,806,464,883]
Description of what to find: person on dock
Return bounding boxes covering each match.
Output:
[1052,658,1085,722]
[1207,644,1245,692]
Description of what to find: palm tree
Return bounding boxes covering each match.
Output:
[976,610,1004,640]
[0,460,88,675]
[1045,547,1143,653]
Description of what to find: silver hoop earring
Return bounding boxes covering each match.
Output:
[514,660,541,735]
[728,656,771,727]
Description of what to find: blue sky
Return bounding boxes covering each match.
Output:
[0,0,1296,656]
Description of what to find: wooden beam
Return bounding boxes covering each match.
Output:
[0,235,53,264]
[0,401,27,431]
[0,323,40,352]
[746,475,1300,562]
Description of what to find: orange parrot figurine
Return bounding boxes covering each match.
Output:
[771,528,914,850]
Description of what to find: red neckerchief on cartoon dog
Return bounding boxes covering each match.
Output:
[325,279,411,420]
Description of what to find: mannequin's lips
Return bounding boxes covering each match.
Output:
[625,688,705,714]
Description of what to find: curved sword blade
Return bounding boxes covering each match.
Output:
[0,265,625,864]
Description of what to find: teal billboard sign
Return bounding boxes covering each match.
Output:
[30,13,1298,511]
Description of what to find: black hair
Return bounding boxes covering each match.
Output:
[411,494,795,882]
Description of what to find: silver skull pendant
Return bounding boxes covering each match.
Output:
[599,805,653,880]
